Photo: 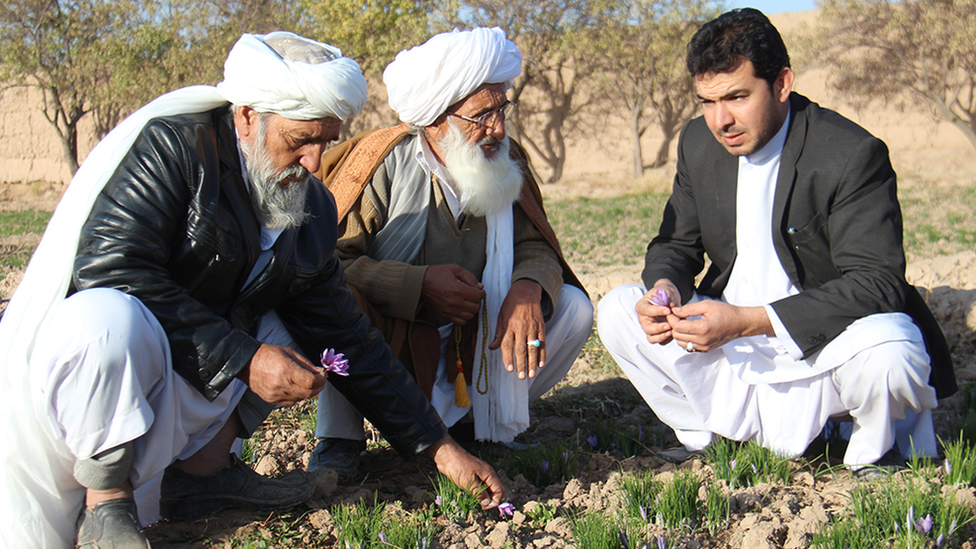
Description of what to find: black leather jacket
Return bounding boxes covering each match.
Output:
[70,105,447,455]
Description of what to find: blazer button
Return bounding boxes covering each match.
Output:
[787,227,796,234]
[818,334,827,342]
[808,336,819,344]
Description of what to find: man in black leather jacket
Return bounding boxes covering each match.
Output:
[0,32,503,549]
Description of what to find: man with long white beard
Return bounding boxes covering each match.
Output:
[0,31,504,549]
[311,27,593,479]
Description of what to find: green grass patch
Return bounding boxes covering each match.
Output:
[581,416,650,457]
[811,473,973,549]
[546,193,668,268]
[428,472,485,523]
[705,438,793,488]
[0,210,52,237]
[505,441,580,487]
[570,510,625,549]
[943,435,976,487]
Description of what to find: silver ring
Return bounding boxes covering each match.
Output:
[686,342,696,353]
[527,339,542,348]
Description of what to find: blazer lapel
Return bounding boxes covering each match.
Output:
[772,95,807,285]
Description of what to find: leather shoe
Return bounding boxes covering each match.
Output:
[159,454,312,519]
[76,498,149,549]
[655,446,705,464]
[854,444,907,480]
[308,438,366,480]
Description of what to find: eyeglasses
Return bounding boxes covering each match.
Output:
[446,101,516,130]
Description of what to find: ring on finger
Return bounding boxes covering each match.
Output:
[527,339,542,348]
[686,341,696,353]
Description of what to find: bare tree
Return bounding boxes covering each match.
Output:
[810,0,976,154]
[0,0,133,174]
[458,0,597,183]
[585,0,716,179]
[298,0,455,137]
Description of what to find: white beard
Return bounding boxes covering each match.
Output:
[240,116,311,230]
[439,122,523,218]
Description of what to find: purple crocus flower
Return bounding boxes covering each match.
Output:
[751,463,758,475]
[894,521,898,534]
[563,451,570,464]
[945,459,952,475]
[649,288,669,307]
[378,532,388,543]
[320,348,349,376]
[434,495,442,506]
[541,460,550,473]
[937,533,945,547]
[587,435,598,448]
[497,502,515,517]
[656,535,666,549]
[619,531,629,549]
[639,505,647,522]
[730,459,737,471]
[919,514,934,534]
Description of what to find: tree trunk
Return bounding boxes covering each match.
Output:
[59,126,79,176]
[630,105,644,179]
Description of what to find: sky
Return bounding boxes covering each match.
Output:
[726,0,818,14]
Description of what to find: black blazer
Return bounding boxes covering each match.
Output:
[643,93,955,398]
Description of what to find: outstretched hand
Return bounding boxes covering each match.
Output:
[426,435,506,508]
[238,344,327,406]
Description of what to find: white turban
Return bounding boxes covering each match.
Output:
[218,32,367,121]
[383,27,522,127]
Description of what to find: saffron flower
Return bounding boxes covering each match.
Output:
[937,533,945,547]
[945,458,952,475]
[378,532,388,543]
[657,535,666,549]
[434,495,442,506]
[919,514,934,534]
[649,288,670,307]
[619,531,629,549]
[639,504,647,522]
[540,460,549,473]
[320,348,349,376]
[587,435,599,448]
[497,502,515,517]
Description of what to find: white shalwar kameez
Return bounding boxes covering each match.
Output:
[598,117,938,467]
[0,32,368,548]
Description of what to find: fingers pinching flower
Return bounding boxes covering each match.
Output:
[320,348,349,376]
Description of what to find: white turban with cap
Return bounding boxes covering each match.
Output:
[383,27,522,127]
[218,31,367,121]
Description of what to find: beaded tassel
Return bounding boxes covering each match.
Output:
[454,327,471,407]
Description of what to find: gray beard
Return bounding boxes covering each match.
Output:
[240,117,311,230]
[439,122,523,218]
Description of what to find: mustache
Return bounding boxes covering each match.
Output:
[273,165,311,186]
[479,136,501,147]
